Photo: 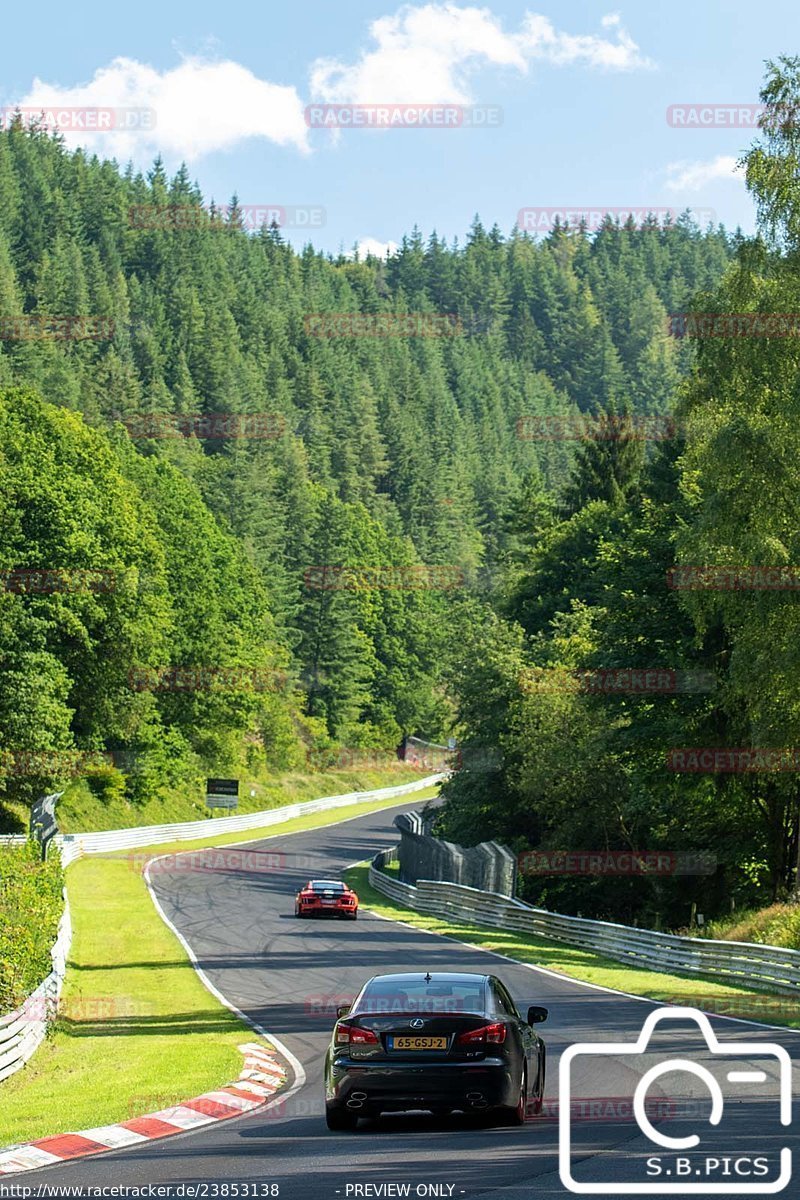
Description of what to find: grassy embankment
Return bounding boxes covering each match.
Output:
[0,783,439,1148]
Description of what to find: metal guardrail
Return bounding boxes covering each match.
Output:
[368,863,800,997]
[0,894,71,1084]
[0,773,444,1082]
[57,774,444,867]
[0,836,27,848]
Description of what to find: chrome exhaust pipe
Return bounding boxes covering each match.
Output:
[347,1091,368,1109]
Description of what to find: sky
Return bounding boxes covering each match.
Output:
[1,0,797,255]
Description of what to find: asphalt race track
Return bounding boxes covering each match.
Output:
[24,800,800,1199]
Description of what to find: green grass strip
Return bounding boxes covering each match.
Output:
[0,788,439,1147]
[345,865,800,1031]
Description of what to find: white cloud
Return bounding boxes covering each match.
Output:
[350,237,400,258]
[664,155,744,193]
[310,4,653,107]
[13,56,309,162]
[517,10,654,70]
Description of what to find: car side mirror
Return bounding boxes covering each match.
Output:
[336,1004,351,1018]
[527,1005,548,1025]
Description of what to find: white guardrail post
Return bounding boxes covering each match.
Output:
[368,856,800,997]
[1,773,444,1080]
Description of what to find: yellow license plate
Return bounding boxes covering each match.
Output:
[389,1036,447,1051]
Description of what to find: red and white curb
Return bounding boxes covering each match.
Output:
[0,1042,286,1176]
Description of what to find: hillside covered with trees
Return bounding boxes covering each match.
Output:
[0,114,733,838]
[438,59,800,929]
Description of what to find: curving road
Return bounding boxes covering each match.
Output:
[26,800,800,1198]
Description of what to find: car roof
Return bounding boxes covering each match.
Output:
[362,972,489,985]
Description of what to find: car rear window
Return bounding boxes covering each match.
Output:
[310,881,346,892]
[355,979,485,1015]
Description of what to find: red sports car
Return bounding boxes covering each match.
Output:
[295,879,359,920]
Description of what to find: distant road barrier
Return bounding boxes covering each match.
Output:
[57,774,444,867]
[368,856,800,997]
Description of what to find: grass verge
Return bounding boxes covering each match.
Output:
[345,865,800,1031]
[0,786,439,1148]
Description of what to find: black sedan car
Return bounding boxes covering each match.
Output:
[323,971,547,1130]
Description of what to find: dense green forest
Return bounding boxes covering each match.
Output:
[0,112,734,836]
[8,58,800,930]
[438,59,800,928]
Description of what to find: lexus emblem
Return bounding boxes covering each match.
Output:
[409,1018,425,1029]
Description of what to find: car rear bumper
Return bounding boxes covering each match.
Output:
[326,1057,516,1113]
[300,904,356,916]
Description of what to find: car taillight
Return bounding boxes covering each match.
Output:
[456,1022,507,1046]
[335,1022,379,1046]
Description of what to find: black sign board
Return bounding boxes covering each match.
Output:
[30,792,60,859]
[206,778,239,810]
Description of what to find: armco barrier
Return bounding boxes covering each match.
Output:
[0,894,71,1084]
[57,774,444,867]
[1,773,442,1082]
[368,864,800,997]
